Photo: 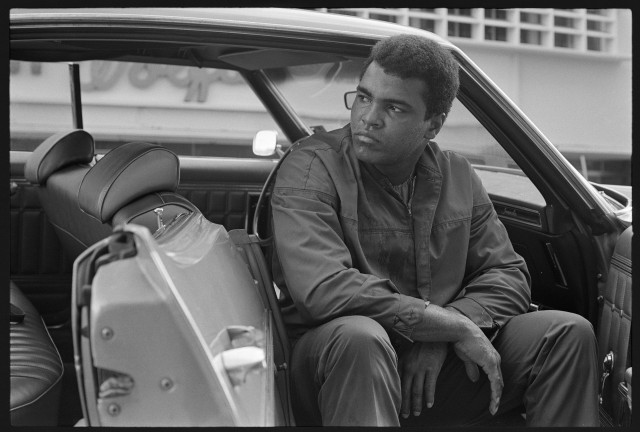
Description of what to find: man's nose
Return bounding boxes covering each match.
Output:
[361,104,382,128]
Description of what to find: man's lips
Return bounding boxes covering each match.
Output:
[353,132,379,144]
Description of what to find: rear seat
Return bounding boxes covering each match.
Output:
[24,129,112,261]
[10,280,64,426]
[26,130,197,261]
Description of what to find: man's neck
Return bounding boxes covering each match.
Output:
[373,160,419,185]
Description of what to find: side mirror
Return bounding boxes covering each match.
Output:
[252,130,282,157]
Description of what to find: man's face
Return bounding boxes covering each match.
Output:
[350,61,442,180]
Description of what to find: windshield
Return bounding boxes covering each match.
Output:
[264,60,361,133]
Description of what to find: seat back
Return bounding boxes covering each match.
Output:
[25,129,112,261]
[597,226,632,426]
[26,133,197,261]
[78,140,197,232]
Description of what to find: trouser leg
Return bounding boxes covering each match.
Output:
[493,310,600,426]
[401,310,600,427]
[289,315,401,426]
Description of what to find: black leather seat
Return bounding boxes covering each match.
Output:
[26,131,197,261]
[77,140,197,232]
[10,280,64,426]
[24,129,112,262]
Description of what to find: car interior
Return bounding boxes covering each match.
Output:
[9,23,632,426]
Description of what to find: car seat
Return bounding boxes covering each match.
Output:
[10,280,64,426]
[24,129,112,262]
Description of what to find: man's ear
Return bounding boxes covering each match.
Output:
[424,113,446,140]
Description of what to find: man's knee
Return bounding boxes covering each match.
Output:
[545,310,596,343]
[329,315,397,361]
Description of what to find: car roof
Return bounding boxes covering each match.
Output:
[10,8,458,68]
[10,8,453,43]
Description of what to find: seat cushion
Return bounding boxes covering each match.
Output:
[10,281,64,426]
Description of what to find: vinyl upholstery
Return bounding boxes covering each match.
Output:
[24,129,94,185]
[26,133,196,262]
[10,280,64,426]
[78,141,182,223]
[597,226,632,421]
[25,129,112,261]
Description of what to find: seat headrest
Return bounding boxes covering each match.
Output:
[24,129,94,185]
[78,142,180,223]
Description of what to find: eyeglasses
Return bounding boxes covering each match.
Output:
[344,91,357,110]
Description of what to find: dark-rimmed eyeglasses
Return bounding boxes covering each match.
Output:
[344,91,357,110]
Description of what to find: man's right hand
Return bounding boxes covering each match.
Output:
[412,303,504,416]
[452,327,503,416]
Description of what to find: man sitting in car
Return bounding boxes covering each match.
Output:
[271,34,599,427]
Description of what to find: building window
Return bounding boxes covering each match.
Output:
[485,26,508,41]
[448,9,472,17]
[521,29,543,45]
[448,22,472,38]
[409,17,435,32]
[318,7,618,55]
[485,9,507,20]
[587,20,608,32]
[520,12,543,25]
[554,16,576,28]
[369,13,397,23]
[554,33,575,48]
[587,36,604,51]
[327,9,358,16]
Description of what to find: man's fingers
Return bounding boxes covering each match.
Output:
[483,364,503,416]
[463,361,479,382]
[400,372,412,419]
[410,374,425,416]
[423,371,438,409]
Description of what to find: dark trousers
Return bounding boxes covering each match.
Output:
[290,310,600,426]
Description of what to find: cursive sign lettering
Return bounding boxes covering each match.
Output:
[80,61,245,103]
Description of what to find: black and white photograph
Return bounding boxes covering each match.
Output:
[8,7,632,428]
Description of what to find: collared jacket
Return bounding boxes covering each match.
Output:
[271,124,531,343]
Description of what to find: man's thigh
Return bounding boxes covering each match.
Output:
[491,310,599,426]
[289,315,401,426]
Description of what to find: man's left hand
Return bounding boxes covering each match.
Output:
[398,341,449,418]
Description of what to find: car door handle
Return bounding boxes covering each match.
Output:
[10,181,18,196]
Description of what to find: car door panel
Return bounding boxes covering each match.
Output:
[10,177,73,324]
[596,226,632,426]
[489,189,601,326]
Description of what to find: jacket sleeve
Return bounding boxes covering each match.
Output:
[271,144,426,339]
[445,166,532,339]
